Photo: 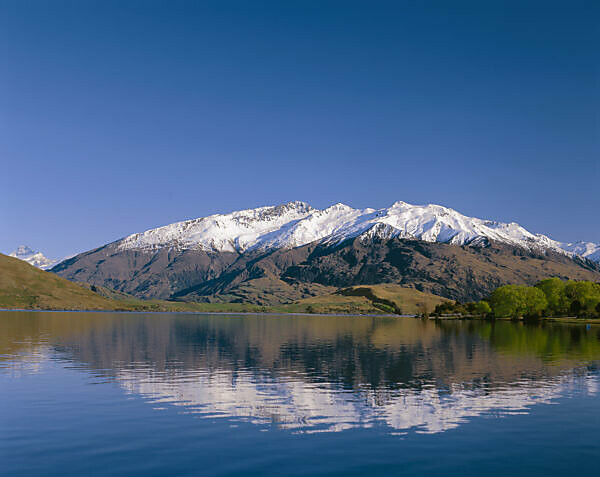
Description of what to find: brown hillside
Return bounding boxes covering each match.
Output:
[0,253,119,310]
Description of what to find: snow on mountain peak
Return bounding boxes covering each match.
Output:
[117,201,316,253]
[114,201,600,262]
[9,245,59,270]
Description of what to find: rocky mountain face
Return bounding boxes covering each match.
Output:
[53,245,239,300]
[173,237,600,303]
[51,201,600,303]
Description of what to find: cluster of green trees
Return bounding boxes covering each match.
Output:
[433,278,600,319]
[433,300,491,316]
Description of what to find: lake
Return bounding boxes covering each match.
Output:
[1,311,599,476]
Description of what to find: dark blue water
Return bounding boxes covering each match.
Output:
[1,312,599,476]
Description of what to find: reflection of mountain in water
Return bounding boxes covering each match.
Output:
[1,312,600,434]
[117,367,598,434]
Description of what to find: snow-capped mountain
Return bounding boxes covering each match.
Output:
[54,200,600,302]
[9,245,59,270]
[116,201,600,262]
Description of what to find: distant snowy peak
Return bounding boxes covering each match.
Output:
[558,241,600,263]
[9,245,59,270]
[115,201,600,263]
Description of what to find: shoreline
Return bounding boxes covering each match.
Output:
[1,308,599,324]
[428,314,600,325]
[0,308,405,318]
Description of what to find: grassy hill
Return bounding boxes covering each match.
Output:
[291,284,449,315]
[0,253,123,310]
[339,284,449,315]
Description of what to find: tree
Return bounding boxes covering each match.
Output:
[562,281,600,316]
[489,285,522,318]
[489,280,600,319]
[433,301,465,316]
[520,287,548,319]
[489,285,547,319]
[535,278,566,315]
[473,301,491,315]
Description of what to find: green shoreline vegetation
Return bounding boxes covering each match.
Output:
[432,278,600,321]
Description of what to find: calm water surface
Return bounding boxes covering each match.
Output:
[1,311,599,476]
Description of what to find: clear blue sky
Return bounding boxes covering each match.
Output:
[1,0,598,258]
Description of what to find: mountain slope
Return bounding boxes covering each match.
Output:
[0,253,121,309]
[53,236,600,303]
[52,245,240,299]
[175,237,600,303]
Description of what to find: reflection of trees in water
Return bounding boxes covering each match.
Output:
[436,320,600,363]
[2,311,600,433]
[2,312,599,390]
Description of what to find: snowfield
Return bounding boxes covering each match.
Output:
[115,201,600,262]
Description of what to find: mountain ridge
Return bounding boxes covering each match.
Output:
[49,200,600,304]
[109,200,600,262]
